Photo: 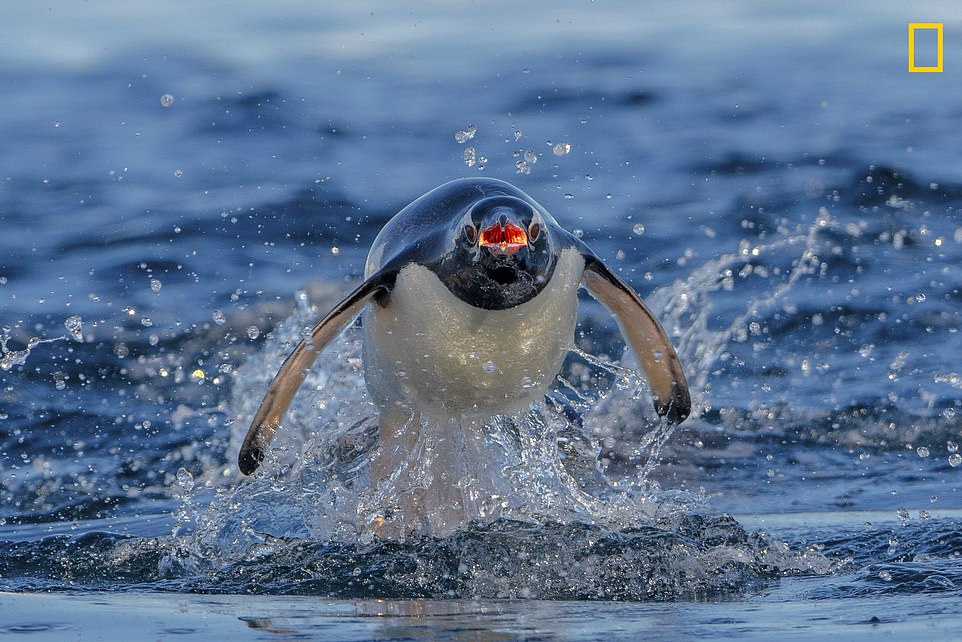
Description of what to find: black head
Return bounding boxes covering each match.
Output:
[432,194,557,310]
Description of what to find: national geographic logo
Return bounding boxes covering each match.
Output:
[908,23,943,72]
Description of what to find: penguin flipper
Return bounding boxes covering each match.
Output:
[580,254,691,423]
[238,270,396,475]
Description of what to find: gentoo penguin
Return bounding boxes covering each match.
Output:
[239,177,690,475]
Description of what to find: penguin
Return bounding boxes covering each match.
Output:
[238,177,690,476]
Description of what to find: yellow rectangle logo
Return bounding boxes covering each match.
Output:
[908,23,943,72]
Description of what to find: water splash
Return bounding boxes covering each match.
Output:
[0,314,87,370]
[0,326,68,371]
[454,124,477,144]
[206,313,661,543]
[147,212,848,598]
[576,208,834,476]
[649,207,831,404]
[0,211,843,599]
[64,315,84,342]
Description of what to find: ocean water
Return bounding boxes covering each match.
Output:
[2,1,962,639]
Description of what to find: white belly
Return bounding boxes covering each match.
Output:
[362,248,584,417]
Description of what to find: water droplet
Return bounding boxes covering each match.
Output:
[160,93,175,108]
[331,246,340,255]
[948,441,958,453]
[295,290,309,310]
[916,446,929,458]
[552,142,571,156]
[173,169,183,178]
[53,371,66,390]
[191,368,206,381]
[176,467,194,490]
[632,223,646,236]
[949,453,962,467]
[563,193,574,200]
[572,228,584,238]
[878,570,893,582]
[0,354,14,371]
[64,315,83,342]
[212,310,226,326]
[520,376,534,388]
[483,361,497,374]
[897,506,910,523]
[454,124,476,143]
[513,129,523,141]
[523,149,538,164]
[889,351,909,371]
[149,278,162,293]
[140,317,153,327]
[463,146,476,167]
[247,326,261,340]
[515,159,531,174]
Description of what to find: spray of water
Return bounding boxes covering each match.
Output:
[0,315,82,371]
[182,211,833,537]
[577,208,832,480]
[155,212,838,596]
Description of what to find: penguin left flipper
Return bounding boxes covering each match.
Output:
[580,253,691,423]
[238,269,397,475]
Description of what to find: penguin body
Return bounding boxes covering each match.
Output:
[239,178,690,476]
[362,248,583,417]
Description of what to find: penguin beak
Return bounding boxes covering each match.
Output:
[479,221,527,255]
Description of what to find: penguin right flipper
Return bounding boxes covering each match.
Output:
[238,269,397,475]
[579,253,691,424]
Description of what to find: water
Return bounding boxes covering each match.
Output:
[2,0,962,638]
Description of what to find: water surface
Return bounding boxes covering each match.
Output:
[1,1,961,639]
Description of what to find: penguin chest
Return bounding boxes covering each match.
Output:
[363,248,584,416]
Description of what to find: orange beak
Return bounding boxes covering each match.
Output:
[479,222,527,255]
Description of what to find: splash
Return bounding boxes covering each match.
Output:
[0,320,79,371]
[0,213,842,599]
[576,209,833,473]
[203,310,665,545]
[650,207,831,404]
[155,213,844,598]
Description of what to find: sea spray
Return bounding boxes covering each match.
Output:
[152,214,842,597]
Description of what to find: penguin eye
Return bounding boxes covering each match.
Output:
[528,220,541,242]
[463,223,478,244]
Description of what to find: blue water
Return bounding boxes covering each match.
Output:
[2,1,962,638]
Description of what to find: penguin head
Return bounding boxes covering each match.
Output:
[434,195,558,310]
